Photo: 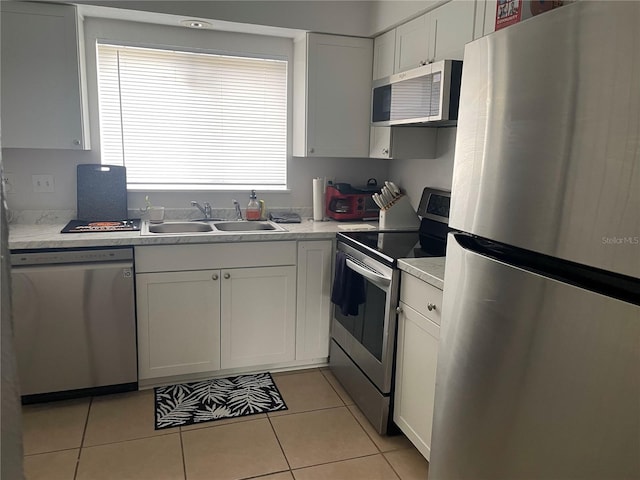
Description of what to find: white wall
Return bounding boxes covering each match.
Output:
[387,127,456,207]
[75,0,375,37]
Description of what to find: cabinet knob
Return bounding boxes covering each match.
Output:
[382,148,389,155]
[427,303,437,311]
[419,60,427,66]
[309,148,315,154]
[212,274,219,280]
[396,306,403,314]
[224,273,231,279]
[72,139,81,146]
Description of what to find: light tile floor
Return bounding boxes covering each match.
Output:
[22,368,429,480]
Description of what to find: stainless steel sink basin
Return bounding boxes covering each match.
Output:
[147,221,213,233]
[213,221,282,232]
[141,220,286,235]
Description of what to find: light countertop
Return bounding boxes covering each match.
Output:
[10,220,447,292]
[398,257,446,290]
[8,219,378,250]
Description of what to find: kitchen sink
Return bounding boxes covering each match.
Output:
[141,220,286,235]
[147,221,213,234]
[213,221,283,232]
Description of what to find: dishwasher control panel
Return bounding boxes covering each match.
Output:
[10,247,133,266]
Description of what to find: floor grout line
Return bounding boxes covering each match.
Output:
[267,414,292,472]
[380,450,404,480]
[73,396,93,480]
[179,428,187,480]
[290,452,385,472]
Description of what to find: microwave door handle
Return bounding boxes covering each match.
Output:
[345,258,391,289]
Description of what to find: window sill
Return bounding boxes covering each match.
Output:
[127,184,291,193]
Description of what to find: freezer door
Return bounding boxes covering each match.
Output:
[430,236,640,479]
[450,1,640,278]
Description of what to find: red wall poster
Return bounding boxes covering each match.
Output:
[495,0,522,30]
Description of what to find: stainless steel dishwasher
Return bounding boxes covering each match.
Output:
[11,247,137,402]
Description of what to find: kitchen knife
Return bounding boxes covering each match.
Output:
[377,193,389,209]
[387,181,401,196]
[381,187,394,205]
[372,193,385,209]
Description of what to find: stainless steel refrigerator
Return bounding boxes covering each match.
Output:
[430,2,640,479]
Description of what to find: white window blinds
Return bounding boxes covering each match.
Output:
[97,43,288,190]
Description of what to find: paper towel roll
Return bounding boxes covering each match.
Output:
[312,178,324,221]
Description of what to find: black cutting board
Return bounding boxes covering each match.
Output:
[77,164,128,221]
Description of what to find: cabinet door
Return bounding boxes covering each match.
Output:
[430,0,477,62]
[394,302,440,461]
[395,14,430,73]
[483,0,497,36]
[306,34,373,157]
[136,270,221,380]
[296,241,333,360]
[369,126,392,159]
[221,266,296,369]
[1,2,88,149]
[373,29,396,80]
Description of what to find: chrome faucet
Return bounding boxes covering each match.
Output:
[191,201,212,219]
[232,200,243,220]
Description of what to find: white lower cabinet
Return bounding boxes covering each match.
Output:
[295,240,333,360]
[136,270,221,380]
[134,240,333,383]
[394,272,443,460]
[221,266,296,369]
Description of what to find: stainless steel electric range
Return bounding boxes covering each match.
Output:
[329,187,450,434]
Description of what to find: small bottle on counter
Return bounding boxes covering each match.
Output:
[246,190,261,220]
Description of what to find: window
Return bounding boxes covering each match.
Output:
[97,43,288,190]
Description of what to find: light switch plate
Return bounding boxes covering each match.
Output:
[32,175,54,193]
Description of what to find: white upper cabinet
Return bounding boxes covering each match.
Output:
[430,0,477,61]
[482,0,498,37]
[392,0,478,74]
[373,29,396,80]
[293,33,373,158]
[369,126,437,160]
[394,14,431,72]
[1,1,89,149]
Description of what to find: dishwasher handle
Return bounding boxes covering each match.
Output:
[12,261,133,275]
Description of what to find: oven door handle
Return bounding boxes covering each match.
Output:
[345,258,391,289]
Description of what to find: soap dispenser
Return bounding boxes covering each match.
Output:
[246,190,261,220]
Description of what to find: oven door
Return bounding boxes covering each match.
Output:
[331,242,399,394]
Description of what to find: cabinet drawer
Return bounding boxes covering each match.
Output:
[135,241,296,273]
[400,272,443,325]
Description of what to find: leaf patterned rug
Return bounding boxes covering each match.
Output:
[154,372,287,430]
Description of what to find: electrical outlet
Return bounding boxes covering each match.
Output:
[2,174,16,194]
[32,175,54,193]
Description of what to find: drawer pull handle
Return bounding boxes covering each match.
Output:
[427,303,436,311]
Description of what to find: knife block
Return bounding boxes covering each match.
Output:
[379,195,420,230]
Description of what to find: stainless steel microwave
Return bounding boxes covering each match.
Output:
[371,59,462,126]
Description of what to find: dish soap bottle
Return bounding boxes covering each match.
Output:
[246,190,261,220]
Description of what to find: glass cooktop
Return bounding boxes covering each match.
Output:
[338,230,446,267]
